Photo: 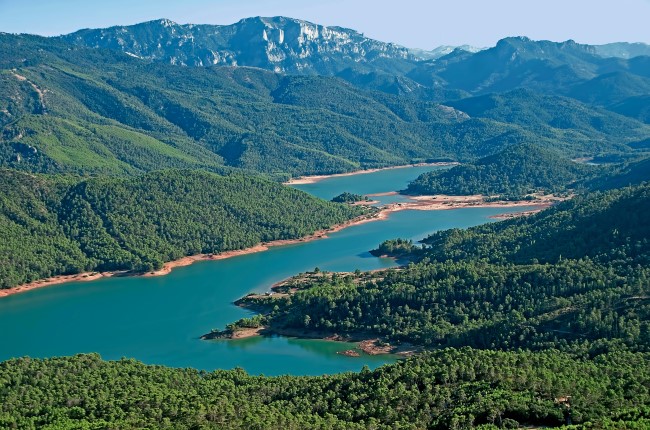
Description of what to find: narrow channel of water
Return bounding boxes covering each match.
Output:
[0,166,533,375]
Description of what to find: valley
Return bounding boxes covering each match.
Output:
[0,166,540,374]
[1,10,649,429]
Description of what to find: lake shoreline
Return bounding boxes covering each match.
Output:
[199,190,549,356]
[284,162,458,185]
[1,194,557,300]
[207,196,553,358]
[0,210,383,299]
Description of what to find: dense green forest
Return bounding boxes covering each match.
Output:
[421,184,649,265]
[226,185,650,354]
[331,192,369,203]
[1,349,648,429]
[370,238,418,258]
[405,141,650,198]
[0,169,364,289]
[405,143,593,197]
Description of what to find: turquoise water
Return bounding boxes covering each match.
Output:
[0,166,532,375]
[293,164,449,204]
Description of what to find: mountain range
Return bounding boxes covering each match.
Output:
[59,17,650,73]
[61,17,417,75]
[0,17,648,178]
[58,18,650,102]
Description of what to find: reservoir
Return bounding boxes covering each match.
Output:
[0,166,533,375]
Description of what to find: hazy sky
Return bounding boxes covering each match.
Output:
[1,0,649,49]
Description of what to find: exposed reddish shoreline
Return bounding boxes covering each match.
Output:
[1,193,560,299]
[284,162,457,185]
[0,211,384,299]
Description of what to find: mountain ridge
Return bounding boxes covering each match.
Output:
[60,16,418,75]
[47,19,650,121]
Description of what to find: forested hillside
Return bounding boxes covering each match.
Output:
[1,349,648,429]
[422,184,650,265]
[611,94,650,124]
[2,33,649,177]
[226,185,650,354]
[0,34,471,176]
[445,89,648,153]
[405,143,593,197]
[0,169,363,289]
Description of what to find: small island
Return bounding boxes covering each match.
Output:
[331,192,372,204]
[370,238,420,259]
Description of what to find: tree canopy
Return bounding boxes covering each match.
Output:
[0,168,364,288]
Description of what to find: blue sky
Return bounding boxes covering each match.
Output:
[0,0,649,49]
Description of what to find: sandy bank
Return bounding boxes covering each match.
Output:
[227,327,266,340]
[200,326,265,340]
[365,191,399,197]
[381,194,559,214]
[285,162,457,185]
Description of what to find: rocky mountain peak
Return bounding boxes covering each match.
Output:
[157,18,178,28]
[60,16,416,74]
